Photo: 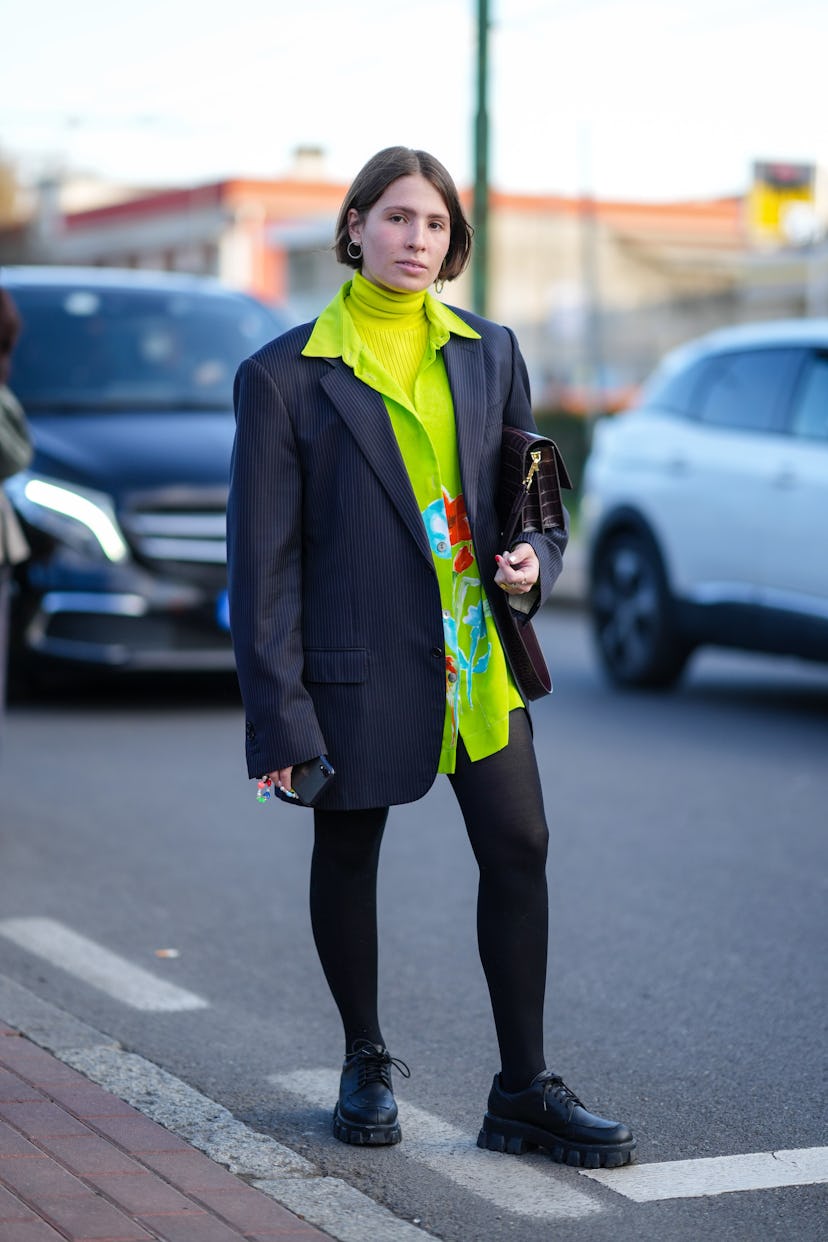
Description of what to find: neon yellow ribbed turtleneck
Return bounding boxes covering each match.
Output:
[345,273,429,405]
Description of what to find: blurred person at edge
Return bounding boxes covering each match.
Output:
[226,147,635,1168]
[0,288,32,734]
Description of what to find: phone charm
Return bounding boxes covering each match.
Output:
[256,776,273,803]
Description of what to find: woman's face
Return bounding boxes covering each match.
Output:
[348,174,452,294]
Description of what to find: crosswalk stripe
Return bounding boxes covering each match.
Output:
[580,1146,828,1201]
[0,918,208,1012]
[270,1068,602,1220]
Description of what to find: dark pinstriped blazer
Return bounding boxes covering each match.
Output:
[226,306,567,810]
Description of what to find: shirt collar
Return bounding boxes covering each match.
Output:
[302,280,480,363]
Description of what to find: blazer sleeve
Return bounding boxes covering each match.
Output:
[226,354,327,778]
[501,328,569,620]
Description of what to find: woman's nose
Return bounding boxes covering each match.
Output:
[407,222,427,249]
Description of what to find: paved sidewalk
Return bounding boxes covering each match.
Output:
[0,1022,329,1242]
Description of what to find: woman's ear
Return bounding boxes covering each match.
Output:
[347,207,362,242]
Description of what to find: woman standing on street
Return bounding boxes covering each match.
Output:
[226,146,634,1168]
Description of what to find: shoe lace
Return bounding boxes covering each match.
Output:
[349,1041,411,1089]
[537,1072,584,1120]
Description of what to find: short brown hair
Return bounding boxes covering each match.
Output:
[334,147,473,283]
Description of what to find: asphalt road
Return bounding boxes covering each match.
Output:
[1,610,826,1242]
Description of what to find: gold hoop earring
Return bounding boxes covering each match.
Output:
[347,240,362,260]
[434,278,445,294]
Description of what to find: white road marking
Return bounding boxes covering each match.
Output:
[4,952,821,1223]
[270,1068,602,1220]
[581,1147,828,1201]
[0,917,208,1012]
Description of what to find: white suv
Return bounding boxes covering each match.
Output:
[581,319,828,687]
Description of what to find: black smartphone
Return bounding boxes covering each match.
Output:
[285,755,335,806]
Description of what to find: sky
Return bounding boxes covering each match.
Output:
[2,0,826,203]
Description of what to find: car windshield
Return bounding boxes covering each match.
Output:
[8,283,284,411]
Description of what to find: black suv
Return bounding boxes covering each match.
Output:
[2,266,286,679]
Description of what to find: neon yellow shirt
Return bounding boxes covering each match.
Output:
[303,274,522,770]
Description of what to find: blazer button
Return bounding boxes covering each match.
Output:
[245,721,256,739]
[431,647,443,659]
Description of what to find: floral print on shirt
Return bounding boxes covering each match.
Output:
[422,488,493,748]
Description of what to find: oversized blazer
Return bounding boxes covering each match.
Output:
[226,305,568,810]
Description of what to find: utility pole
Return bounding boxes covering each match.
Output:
[472,0,489,317]
[579,125,605,423]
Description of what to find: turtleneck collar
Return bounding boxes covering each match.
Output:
[348,269,426,324]
[301,277,481,363]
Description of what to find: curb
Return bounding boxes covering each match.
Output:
[0,971,435,1242]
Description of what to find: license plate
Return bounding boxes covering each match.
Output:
[216,590,230,631]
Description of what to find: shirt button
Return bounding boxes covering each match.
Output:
[436,540,448,553]
[447,671,458,684]
[442,609,451,619]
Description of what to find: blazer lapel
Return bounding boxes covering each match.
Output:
[442,334,487,529]
[320,360,433,563]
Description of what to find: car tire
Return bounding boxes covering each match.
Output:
[590,528,690,689]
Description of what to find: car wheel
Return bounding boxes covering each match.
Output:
[590,529,690,688]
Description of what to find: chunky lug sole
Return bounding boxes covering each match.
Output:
[332,1105,401,1146]
[477,1114,636,1169]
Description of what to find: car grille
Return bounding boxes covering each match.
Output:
[120,489,228,584]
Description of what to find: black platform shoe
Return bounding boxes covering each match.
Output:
[332,1041,411,1146]
[478,1070,636,1169]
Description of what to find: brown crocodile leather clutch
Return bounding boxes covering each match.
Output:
[499,428,572,545]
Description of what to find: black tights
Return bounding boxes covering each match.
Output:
[310,709,549,1091]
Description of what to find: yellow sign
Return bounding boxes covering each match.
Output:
[748,161,815,246]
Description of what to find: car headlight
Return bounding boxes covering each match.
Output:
[5,472,129,563]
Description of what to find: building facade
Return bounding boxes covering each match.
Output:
[4,160,827,407]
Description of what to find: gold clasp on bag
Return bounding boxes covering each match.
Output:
[522,450,543,493]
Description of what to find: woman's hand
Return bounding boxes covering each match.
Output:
[495,543,539,596]
[268,767,293,793]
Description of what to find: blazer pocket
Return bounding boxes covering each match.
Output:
[303,647,368,684]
